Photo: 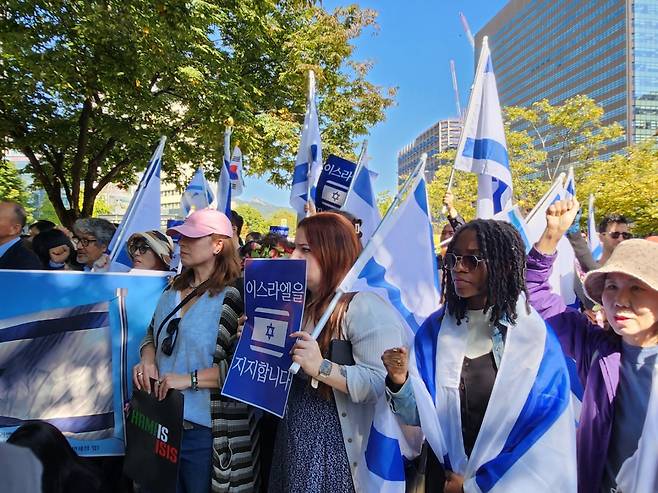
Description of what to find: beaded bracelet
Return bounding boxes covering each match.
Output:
[191,369,199,391]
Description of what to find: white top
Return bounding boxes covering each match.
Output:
[464,309,494,359]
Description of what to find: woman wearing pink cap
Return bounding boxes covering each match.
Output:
[133,209,259,492]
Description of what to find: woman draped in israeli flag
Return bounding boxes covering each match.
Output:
[382,219,577,492]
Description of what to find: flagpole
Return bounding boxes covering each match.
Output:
[305,70,315,217]
[109,136,166,263]
[201,166,210,209]
[289,153,427,375]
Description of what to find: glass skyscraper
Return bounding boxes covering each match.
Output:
[476,0,658,171]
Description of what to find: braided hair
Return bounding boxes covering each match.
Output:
[442,219,529,326]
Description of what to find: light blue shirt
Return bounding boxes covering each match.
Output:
[153,288,225,427]
[0,237,21,259]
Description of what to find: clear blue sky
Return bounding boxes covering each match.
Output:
[239,0,509,208]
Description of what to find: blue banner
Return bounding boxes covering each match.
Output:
[222,259,306,417]
[315,154,357,211]
[0,270,168,456]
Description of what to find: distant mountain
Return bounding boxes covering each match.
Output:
[232,197,292,217]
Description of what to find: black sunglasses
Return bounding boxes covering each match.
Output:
[444,253,486,272]
[603,232,632,240]
[129,242,152,256]
[160,318,181,356]
[72,236,97,248]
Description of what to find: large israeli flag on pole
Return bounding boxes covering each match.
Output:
[216,127,233,216]
[341,160,381,246]
[181,167,214,217]
[108,136,166,268]
[587,194,603,261]
[290,70,322,219]
[453,37,512,218]
[339,160,440,492]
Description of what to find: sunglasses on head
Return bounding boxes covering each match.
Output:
[160,318,181,356]
[444,253,486,272]
[602,232,632,240]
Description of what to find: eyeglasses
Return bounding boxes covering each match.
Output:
[602,232,632,240]
[72,236,97,248]
[129,242,152,256]
[444,253,486,272]
[160,318,181,356]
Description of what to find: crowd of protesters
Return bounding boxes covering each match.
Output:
[0,194,657,493]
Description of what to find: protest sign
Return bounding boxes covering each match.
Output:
[124,387,183,493]
[0,270,168,456]
[222,259,306,417]
[315,154,356,211]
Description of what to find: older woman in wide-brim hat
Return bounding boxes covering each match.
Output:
[527,198,658,493]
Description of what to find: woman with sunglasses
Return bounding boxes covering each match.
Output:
[132,209,259,493]
[268,213,405,493]
[126,230,174,271]
[382,219,576,493]
[527,200,658,493]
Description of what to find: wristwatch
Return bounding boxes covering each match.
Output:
[318,359,333,379]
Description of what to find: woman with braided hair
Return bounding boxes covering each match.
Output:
[382,219,577,493]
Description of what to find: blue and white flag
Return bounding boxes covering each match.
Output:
[588,194,603,261]
[290,70,323,219]
[228,146,245,197]
[453,36,512,218]
[108,136,165,268]
[342,160,381,246]
[339,168,440,492]
[410,297,577,492]
[182,167,214,217]
[0,301,115,438]
[216,128,233,216]
[339,168,440,338]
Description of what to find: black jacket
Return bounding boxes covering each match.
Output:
[0,239,43,270]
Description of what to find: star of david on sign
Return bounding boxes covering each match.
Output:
[332,191,341,201]
[265,323,276,340]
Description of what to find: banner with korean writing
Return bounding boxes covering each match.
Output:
[315,154,356,211]
[0,270,168,456]
[222,259,306,417]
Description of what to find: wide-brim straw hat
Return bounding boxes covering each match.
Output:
[583,239,658,304]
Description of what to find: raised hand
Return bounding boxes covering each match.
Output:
[535,198,580,255]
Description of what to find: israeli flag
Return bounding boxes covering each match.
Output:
[339,168,440,336]
[182,167,214,217]
[587,194,603,261]
[108,136,165,268]
[0,301,115,439]
[410,297,577,492]
[320,180,350,209]
[290,70,322,219]
[339,167,440,492]
[453,37,512,218]
[216,128,233,216]
[228,146,245,197]
[341,161,381,246]
[564,167,576,200]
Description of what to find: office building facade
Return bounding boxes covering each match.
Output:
[397,119,462,182]
[476,0,658,172]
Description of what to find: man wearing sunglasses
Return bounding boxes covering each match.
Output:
[598,215,632,265]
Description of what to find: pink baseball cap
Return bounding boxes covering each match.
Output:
[166,209,233,238]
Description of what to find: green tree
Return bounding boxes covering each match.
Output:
[505,95,624,180]
[0,160,30,204]
[577,141,658,237]
[376,190,393,217]
[1,1,394,226]
[268,209,298,238]
[235,204,268,236]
